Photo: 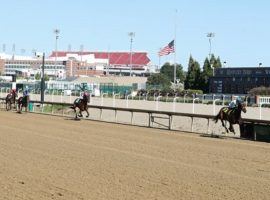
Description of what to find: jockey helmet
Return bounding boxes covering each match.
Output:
[236,97,242,103]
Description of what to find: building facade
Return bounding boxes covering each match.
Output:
[0,51,151,80]
[49,51,151,76]
[209,67,270,94]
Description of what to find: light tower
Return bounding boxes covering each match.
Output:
[207,32,215,60]
[54,29,60,79]
[128,32,135,77]
[207,32,215,76]
[54,29,60,62]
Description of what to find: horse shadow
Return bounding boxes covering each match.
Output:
[200,133,225,140]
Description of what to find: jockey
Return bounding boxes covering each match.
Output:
[23,87,29,97]
[23,87,30,102]
[79,91,88,99]
[228,96,242,109]
[10,88,16,94]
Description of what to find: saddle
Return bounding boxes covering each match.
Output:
[75,98,81,104]
[22,96,29,104]
[223,107,236,115]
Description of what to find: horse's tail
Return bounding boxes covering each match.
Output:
[70,106,75,109]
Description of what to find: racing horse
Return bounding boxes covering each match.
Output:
[17,95,29,113]
[213,97,247,134]
[71,92,90,119]
[5,90,17,111]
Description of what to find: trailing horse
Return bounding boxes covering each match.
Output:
[6,90,17,111]
[17,96,29,113]
[213,99,247,134]
[70,92,90,119]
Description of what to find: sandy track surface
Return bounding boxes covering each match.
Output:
[0,111,269,200]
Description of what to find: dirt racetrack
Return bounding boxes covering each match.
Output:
[0,111,269,200]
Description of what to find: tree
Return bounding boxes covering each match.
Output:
[201,57,213,92]
[160,62,185,83]
[210,54,222,69]
[35,73,49,81]
[200,54,222,92]
[214,56,222,68]
[35,73,41,80]
[184,56,201,90]
[44,74,50,81]
[146,73,171,89]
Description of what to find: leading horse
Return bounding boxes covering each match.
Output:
[71,92,90,119]
[213,98,247,134]
[6,90,17,111]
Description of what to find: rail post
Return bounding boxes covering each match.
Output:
[156,95,162,111]
[207,118,210,134]
[192,98,200,114]
[213,99,220,115]
[115,109,117,122]
[51,90,55,102]
[101,92,108,106]
[60,91,63,103]
[172,97,180,112]
[131,111,134,124]
[202,94,206,104]
[126,94,132,108]
[191,117,194,132]
[148,113,151,127]
[169,115,172,130]
[113,93,120,107]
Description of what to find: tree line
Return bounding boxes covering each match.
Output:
[147,54,222,93]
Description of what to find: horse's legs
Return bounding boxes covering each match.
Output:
[229,123,235,134]
[74,108,78,119]
[221,119,229,133]
[18,103,22,113]
[79,110,83,117]
[86,109,89,118]
[6,101,10,111]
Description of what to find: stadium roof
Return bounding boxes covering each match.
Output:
[49,51,150,66]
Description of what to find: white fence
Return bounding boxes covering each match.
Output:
[259,97,270,119]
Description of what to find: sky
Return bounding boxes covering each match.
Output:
[1,0,270,70]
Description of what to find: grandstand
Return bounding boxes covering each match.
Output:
[50,51,151,76]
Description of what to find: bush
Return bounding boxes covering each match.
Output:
[248,87,270,96]
[177,89,203,97]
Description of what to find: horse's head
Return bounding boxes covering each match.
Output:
[238,99,247,113]
[11,89,17,97]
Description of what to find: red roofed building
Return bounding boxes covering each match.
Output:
[49,51,151,77]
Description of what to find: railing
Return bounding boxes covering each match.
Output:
[259,97,270,120]
[1,98,269,140]
[0,98,214,132]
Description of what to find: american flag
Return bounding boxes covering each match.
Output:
[158,40,175,56]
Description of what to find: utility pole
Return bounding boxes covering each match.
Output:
[41,53,45,104]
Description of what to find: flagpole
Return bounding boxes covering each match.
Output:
[158,56,161,71]
[158,47,161,71]
[174,9,178,86]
